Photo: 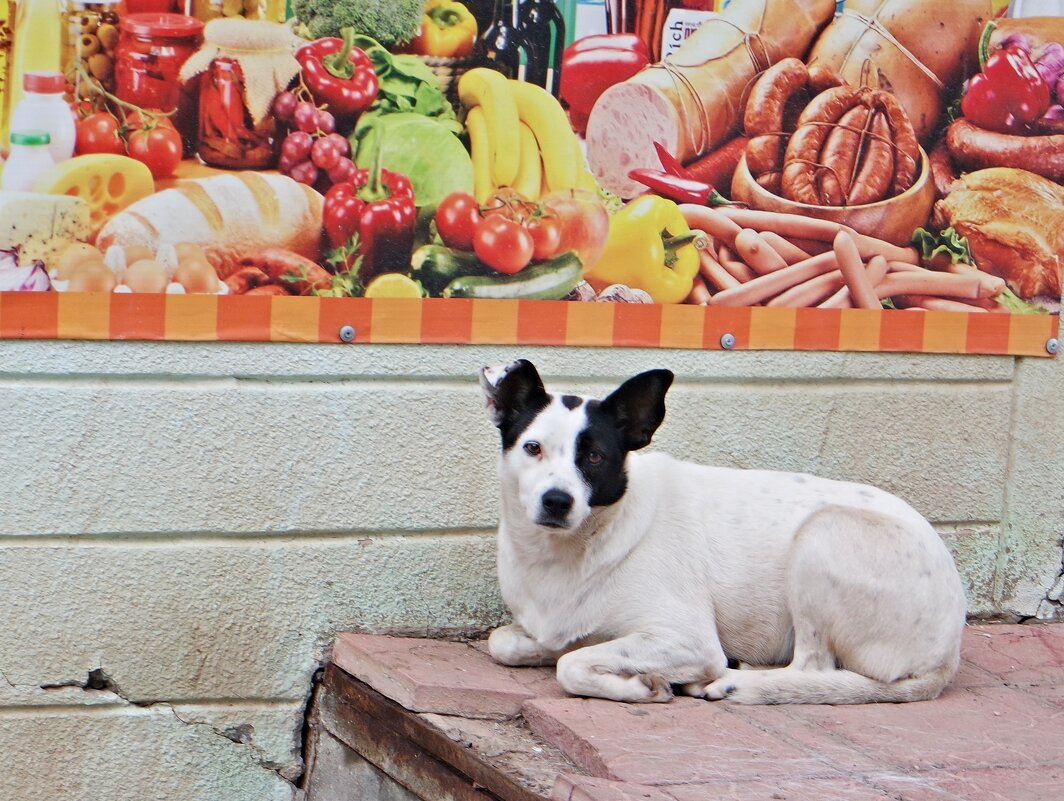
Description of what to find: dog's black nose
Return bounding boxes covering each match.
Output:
[541,489,574,517]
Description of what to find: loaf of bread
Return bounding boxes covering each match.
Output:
[95,172,324,278]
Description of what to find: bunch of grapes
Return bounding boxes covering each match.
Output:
[272,91,359,189]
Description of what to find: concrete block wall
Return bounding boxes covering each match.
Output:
[1,338,1061,801]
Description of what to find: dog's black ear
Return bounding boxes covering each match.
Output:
[600,369,673,451]
[482,359,549,432]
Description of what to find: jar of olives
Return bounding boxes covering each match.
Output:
[64,0,122,96]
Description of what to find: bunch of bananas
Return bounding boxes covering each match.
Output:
[457,68,598,203]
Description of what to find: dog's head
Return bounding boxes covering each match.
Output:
[481,360,673,532]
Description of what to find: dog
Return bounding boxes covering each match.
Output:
[480,360,966,705]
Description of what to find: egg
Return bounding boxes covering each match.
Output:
[174,242,209,265]
[54,242,104,279]
[124,259,169,293]
[67,260,117,293]
[124,245,155,266]
[174,259,220,294]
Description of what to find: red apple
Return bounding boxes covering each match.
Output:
[541,188,610,274]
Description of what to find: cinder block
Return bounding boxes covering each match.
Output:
[0,705,294,801]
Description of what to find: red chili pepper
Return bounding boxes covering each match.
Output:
[296,27,379,118]
[323,136,416,282]
[629,142,735,206]
[961,46,1051,134]
[559,34,649,137]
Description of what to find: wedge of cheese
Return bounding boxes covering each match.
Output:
[0,191,92,268]
[32,154,155,234]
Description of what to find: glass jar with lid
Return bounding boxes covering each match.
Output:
[114,12,204,154]
[179,18,299,169]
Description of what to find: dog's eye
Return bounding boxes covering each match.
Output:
[587,451,602,465]
[523,441,541,457]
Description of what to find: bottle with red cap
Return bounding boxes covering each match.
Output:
[8,71,77,163]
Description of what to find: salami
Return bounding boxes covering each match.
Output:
[945,119,1064,183]
[585,0,836,197]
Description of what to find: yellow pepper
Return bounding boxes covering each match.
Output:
[585,195,702,304]
[409,0,478,59]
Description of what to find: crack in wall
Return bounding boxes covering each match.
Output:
[1034,544,1064,621]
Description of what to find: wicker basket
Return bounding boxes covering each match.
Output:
[418,55,475,104]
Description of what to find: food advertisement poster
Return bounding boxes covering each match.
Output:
[0,0,1059,355]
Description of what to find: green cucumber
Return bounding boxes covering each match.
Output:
[442,252,584,300]
[411,244,492,296]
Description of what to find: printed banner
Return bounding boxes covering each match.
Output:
[0,0,1059,355]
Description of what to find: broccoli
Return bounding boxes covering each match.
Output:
[292,0,427,47]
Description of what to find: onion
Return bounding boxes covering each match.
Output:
[0,247,52,292]
[998,33,1031,54]
[1033,43,1064,94]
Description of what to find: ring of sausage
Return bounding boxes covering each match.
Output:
[744,58,810,182]
[781,85,864,204]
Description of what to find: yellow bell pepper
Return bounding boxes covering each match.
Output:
[409,0,478,59]
[586,195,702,304]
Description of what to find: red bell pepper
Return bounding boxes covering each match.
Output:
[559,33,649,136]
[961,46,1051,134]
[323,138,416,283]
[296,27,379,118]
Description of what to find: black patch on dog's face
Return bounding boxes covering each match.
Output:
[560,394,583,410]
[578,400,629,507]
[491,360,551,450]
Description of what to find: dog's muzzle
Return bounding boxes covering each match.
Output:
[538,489,574,528]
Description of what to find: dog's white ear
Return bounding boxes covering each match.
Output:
[600,369,674,451]
[480,359,547,428]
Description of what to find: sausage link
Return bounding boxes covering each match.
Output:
[872,90,920,194]
[806,62,846,94]
[846,110,894,206]
[817,105,872,206]
[945,119,1064,182]
[744,58,809,180]
[782,86,864,204]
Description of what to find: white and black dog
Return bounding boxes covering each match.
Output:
[480,360,966,705]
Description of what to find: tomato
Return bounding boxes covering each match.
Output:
[542,189,611,273]
[435,192,482,251]
[122,110,177,133]
[525,214,562,261]
[75,112,125,156]
[126,125,182,178]
[482,187,534,223]
[473,215,534,274]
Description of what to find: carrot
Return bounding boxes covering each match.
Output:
[680,204,742,246]
[894,295,989,313]
[834,231,880,309]
[686,277,713,305]
[759,231,811,265]
[875,271,982,301]
[709,251,838,307]
[716,245,758,282]
[699,249,741,291]
[767,269,845,307]
[734,228,789,275]
[715,207,920,264]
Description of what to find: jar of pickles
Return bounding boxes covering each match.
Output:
[114,13,204,153]
[64,0,122,97]
[179,18,299,169]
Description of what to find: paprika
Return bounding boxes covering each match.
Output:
[296,27,379,117]
[585,195,704,304]
[961,46,1051,134]
[409,0,478,59]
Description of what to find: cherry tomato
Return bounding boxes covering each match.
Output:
[474,215,534,274]
[435,192,483,251]
[75,111,125,155]
[482,187,534,222]
[126,124,182,178]
[525,214,562,261]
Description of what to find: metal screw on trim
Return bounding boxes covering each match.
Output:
[338,325,356,343]
[720,332,736,350]
[1048,338,1060,355]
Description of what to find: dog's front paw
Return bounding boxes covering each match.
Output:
[488,624,555,667]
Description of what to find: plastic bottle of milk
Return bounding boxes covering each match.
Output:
[8,72,76,163]
[2,130,55,191]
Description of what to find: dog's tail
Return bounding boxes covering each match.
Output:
[723,660,958,705]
